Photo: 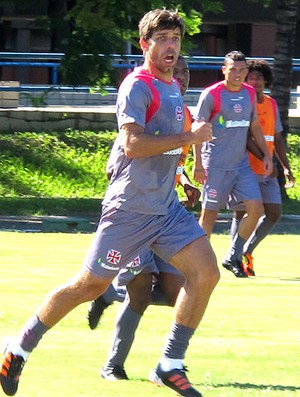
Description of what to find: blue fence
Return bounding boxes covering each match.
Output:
[0,52,300,96]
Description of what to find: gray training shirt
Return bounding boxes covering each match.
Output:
[102,67,185,215]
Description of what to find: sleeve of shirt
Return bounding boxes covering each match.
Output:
[116,79,152,129]
[193,89,214,122]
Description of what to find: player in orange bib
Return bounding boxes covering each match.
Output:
[230,59,295,275]
[174,56,197,205]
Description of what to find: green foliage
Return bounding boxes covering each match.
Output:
[0,0,224,86]
[22,91,50,107]
[179,9,202,36]
[58,0,224,85]
[285,133,300,201]
[0,130,117,199]
[0,129,299,215]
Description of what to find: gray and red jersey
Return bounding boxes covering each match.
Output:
[102,67,184,215]
[194,81,257,170]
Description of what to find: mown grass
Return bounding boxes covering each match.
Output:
[0,129,299,215]
[0,232,299,397]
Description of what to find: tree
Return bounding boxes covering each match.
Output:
[58,0,223,85]
[0,0,222,85]
[271,0,299,197]
[271,0,299,140]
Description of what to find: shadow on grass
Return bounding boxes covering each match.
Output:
[205,382,300,392]
[280,277,300,282]
[254,275,300,282]
[135,378,300,392]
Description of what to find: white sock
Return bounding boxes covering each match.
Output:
[6,338,30,361]
[159,357,183,371]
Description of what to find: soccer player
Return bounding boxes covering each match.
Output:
[193,50,273,278]
[229,59,295,276]
[0,10,219,397]
[87,56,199,381]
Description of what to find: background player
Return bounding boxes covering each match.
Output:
[193,50,273,278]
[229,59,295,275]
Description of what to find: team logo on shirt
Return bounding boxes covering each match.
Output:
[164,148,183,155]
[106,249,122,264]
[226,119,250,128]
[217,115,225,128]
[234,103,242,113]
[175,106,183,121]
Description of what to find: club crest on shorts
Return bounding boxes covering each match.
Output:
[106,249,122,264]
[208,188,217,199]
[127,256,141,269]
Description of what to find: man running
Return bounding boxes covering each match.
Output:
[1,10,219,397]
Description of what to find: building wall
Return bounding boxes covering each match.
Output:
[251,24,276,56]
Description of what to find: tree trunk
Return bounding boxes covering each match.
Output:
[271,0,299,198]
[272,0,298,137]
[47,0,71,52]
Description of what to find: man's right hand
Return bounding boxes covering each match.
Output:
[191,120,213,144]
[192,164,206,184]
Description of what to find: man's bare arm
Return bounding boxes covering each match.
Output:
[122,120,212,158]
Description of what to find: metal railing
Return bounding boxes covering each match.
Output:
[0,52,300,99]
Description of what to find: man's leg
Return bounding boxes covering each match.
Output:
[223,200,263,278]
[151,255,185,306]
[152,272,185,306]
[87,283,126,330]
[168,236,219,329]
[1,269,113,396]
[199,208,218,239]
[241,202,281,275]
[230,210,245,240]
[151,235,219,397]
[226,199,263,261]
[101,273,152,380]
[236,199,264,241]
[244,202,281,254]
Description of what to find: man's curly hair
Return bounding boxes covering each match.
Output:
[247,59,273,88]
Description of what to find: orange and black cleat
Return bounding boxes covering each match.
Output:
[242,253,255,276]
[0,351,25,396]
[149,364,202,397]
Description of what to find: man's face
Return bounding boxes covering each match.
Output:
[246,70,265,95]
[173,58,190,95]
[142,28,182,74]
[222,59,248,90]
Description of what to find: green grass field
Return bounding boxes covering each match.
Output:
[0,232,299,397]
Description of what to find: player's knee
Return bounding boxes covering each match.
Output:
[265,205,282,223]
[190,254,220,290]
[129,296,151,314]
[70,271,113,303]
[267,211,281,223]
[248,201,264,220]
[207,261,221,288]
